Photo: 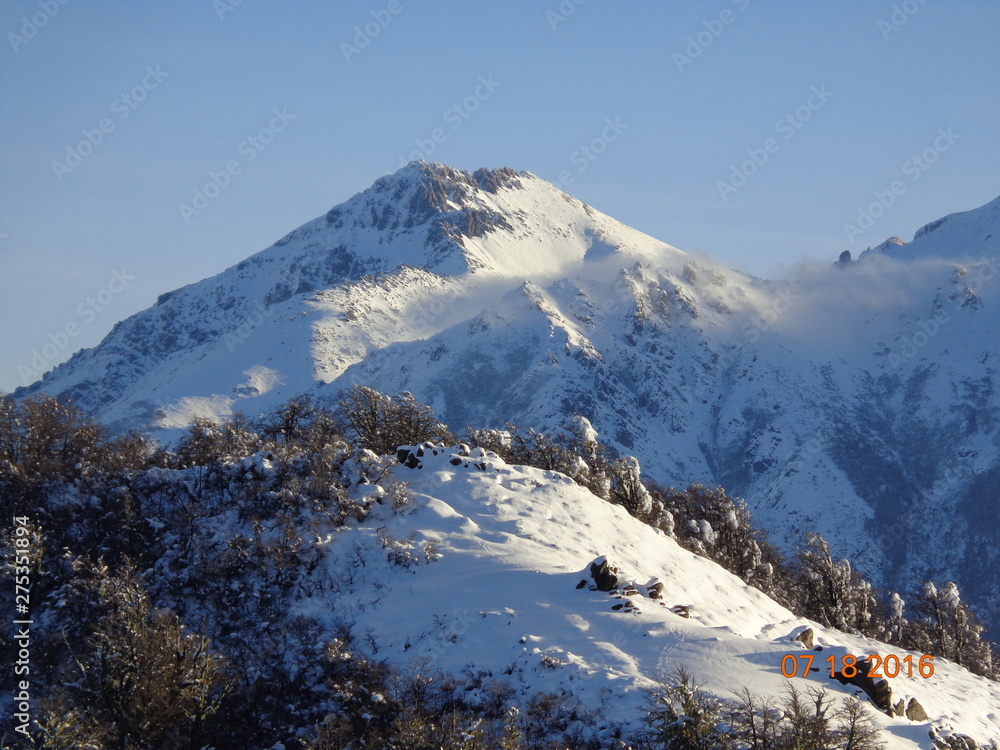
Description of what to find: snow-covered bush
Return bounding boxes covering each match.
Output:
[5,388,997,748]
[641,667,727,749]
[904,581,997,678]
[641,670,885,750]
[467,416,616,500]
[334,385,454,455]
[177,413,261,467]
[607,455,654,518]
[794,533,881,636]
[649,482,792,607]
[38,559,230,750]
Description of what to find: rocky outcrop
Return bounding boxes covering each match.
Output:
[929,727,989,749]
[831,657,892,713]
[579,557,678,615]
[588,557,620,592]
[829,655,934,723]
[904,697,929,722]
[396,442,494,471]
[646,578,664,599]
[793,627,815,650]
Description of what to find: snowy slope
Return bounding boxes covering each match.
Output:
[297,444,1000,748]
[17,164,1000,636]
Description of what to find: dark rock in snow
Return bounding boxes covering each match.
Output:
[589,556,619,592]
[396,446,422,469]
[794,627,815,650]
[905,696,929,722]
[831,657,893,713]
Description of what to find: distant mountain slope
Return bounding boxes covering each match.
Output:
[18,164,1000,637]
[860,194,1000,262]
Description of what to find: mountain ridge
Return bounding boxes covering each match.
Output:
[17,164,1000,641]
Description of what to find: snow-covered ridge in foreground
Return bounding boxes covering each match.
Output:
[306,444,1000,748]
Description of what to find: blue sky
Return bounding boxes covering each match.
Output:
[1,0,998,393]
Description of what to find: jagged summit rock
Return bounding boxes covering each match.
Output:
[322,162,526,272]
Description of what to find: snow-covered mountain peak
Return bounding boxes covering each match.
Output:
[859,194,1000,264]
[320,161,527,274]
[19,164,697,429]
[310,160,688,279]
